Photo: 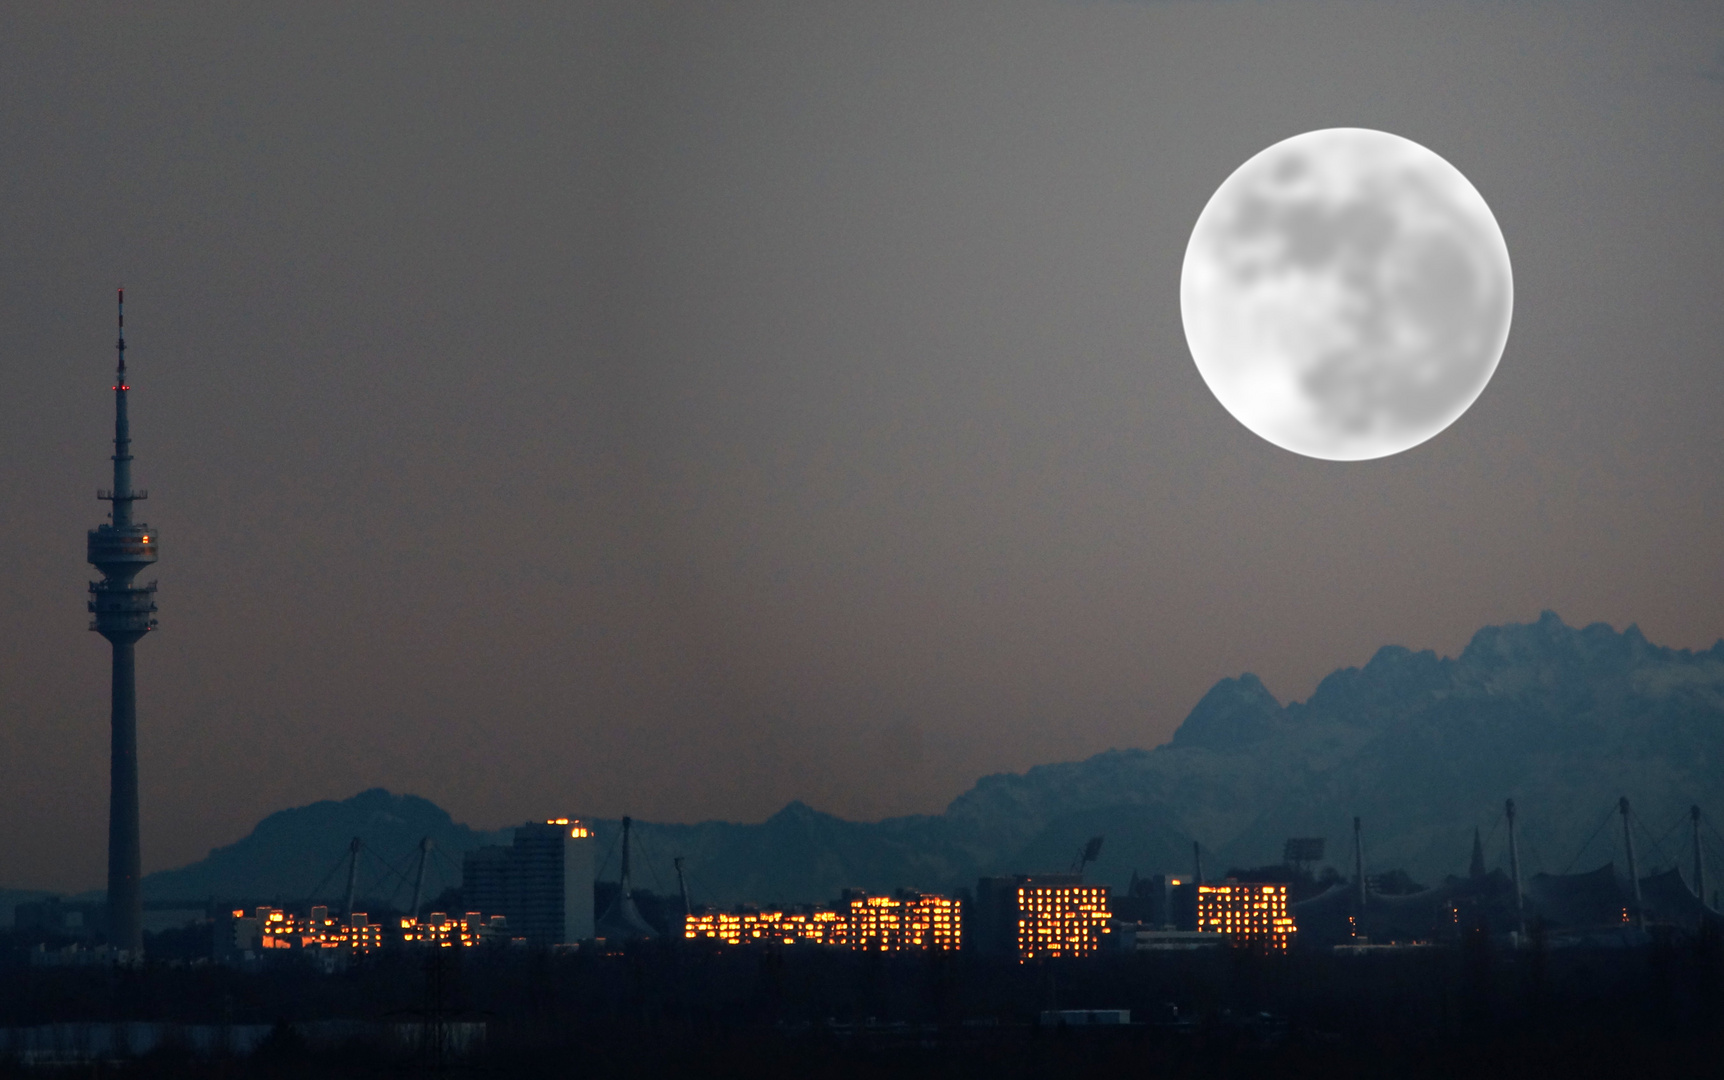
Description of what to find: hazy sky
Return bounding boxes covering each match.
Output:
[3,1,1722,892]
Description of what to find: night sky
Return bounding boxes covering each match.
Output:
[4,2,1722,893]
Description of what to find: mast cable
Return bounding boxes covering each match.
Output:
[1563,802,1620,874]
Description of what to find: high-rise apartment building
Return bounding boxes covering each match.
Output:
[828,892,961,951]
[510,819,594,945]
[972,874,1113,959]
[1197,882,1294,949]
[1015,876,1112,959]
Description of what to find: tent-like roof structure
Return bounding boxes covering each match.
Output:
[1290,870,1521,945]
[1637,867,1724,933]
[1524,864,1628,929]
[1289,861,1720,946]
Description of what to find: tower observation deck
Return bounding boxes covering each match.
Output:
[87,288,157,956]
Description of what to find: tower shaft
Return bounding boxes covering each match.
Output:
[107,642,141,951]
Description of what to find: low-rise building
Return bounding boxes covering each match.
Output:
[1040,1009,1131,1026]
[684,908,837,946]
[1110,922,1225,952]
[224,905,510,959]
[401,911,512,947]
[230,906,385,956]
[684,892,960,951]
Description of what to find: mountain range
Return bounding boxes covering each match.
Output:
[32,612,1721,912]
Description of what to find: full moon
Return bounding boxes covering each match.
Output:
[1181,128,1512,460]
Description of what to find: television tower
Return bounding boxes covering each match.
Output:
[86,288,158,956]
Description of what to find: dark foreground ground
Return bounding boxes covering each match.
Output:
[1,928,1719,1077]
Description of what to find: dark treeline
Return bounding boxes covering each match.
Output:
[1,927,1720,1077]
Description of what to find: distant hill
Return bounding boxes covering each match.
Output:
[138,788,507,907]
[99,613,1724,909]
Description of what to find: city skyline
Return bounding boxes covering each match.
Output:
[3,2,1724,893]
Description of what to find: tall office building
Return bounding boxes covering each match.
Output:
[491,819,594,945]
[460,845,511,921]
[86,290,159,956]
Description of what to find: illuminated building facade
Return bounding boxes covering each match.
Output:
[233,907,385,955]
[400,911,509,947]
[1196,882,1295,949]
[683,893,960,951]
[1016,879,1112,959]
[684,909,838,946]
[230,906,512,957]
[905,893,961,950]
[833,896,904,950]
[833,893,961,951]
